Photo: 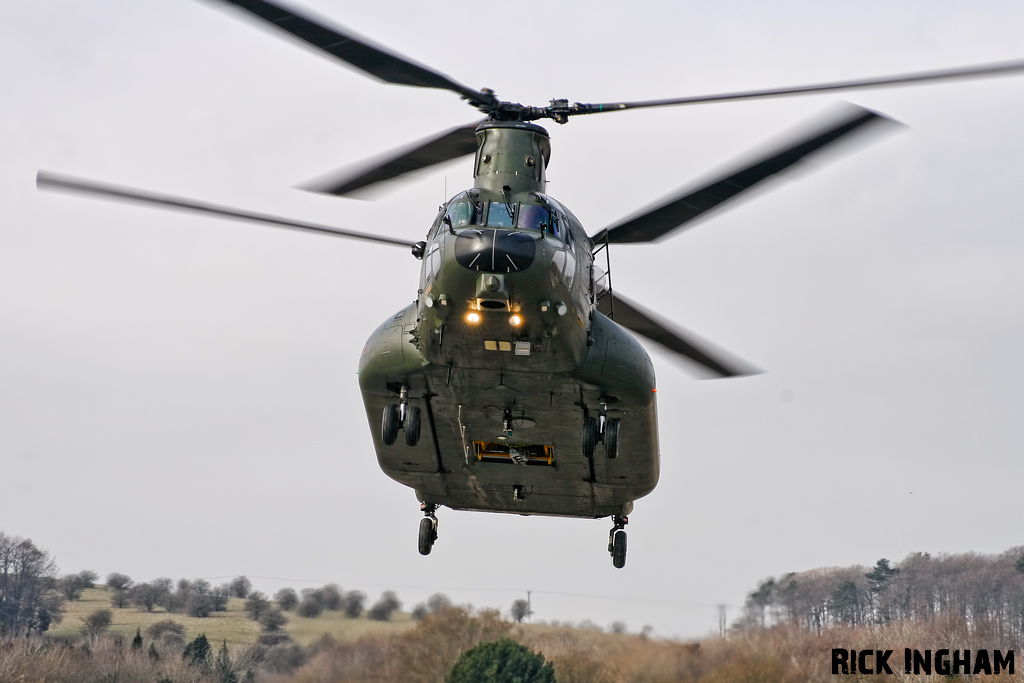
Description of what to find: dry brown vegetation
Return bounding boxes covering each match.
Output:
[3,604,1023,682]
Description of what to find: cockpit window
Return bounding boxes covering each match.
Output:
[445,199,484,228]
[517,203,557,236]
[486,201,516,228]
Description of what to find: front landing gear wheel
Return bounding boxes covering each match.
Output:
[604,418,620,459]
[405,406,421,447]
[417,517,436,555]
[581,417,598,458]
[611,529,627,568]
[382,404,400,445]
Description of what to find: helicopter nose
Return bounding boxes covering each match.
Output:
[454,229,536,273]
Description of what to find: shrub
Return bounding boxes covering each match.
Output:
[109,589,130,608]
[146,619,186,640]
[183,633,211,667]
[105,573,132,591]
[446,638,555,683]
[230,576,252,599]
[185,594,213,618]
[367,591,401,621]
[244,591,270,622]
[296,594,323,619]
[343,591,366,619]
[259,607,287,633]
[321,584,343,611]
[81,609,113,638]
[274,587,298,611]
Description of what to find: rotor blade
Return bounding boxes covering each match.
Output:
[206,0,495,107]
[590,105,890,245]
[303,121,483,197]
[571,58,1024,115]
[36,171,416,248]
[598,291,757,378]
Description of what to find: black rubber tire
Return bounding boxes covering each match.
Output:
[405,406,421,447]
[581,417,598,458]
[612,529,627,569]
[604,418,620,459]
[418,517,435,556]
[381,404,400,446]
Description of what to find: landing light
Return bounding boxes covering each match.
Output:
[509,314,523,327]
[466,312,481,324]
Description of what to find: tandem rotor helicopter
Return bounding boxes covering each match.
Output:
[38,0,1024,568]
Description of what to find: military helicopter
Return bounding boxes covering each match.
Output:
[37,0,1024,568]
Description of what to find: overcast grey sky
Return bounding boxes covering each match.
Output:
[2,0,1022,638]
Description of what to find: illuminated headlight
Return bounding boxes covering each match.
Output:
[509,314,523,327]
[466,312,481,324]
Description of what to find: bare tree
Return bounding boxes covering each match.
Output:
[343,591,366,619]
[230,575,252,599]
[0,532,64,634]
[77,570,99,589]
[510,599,530,623]
[321,584,343,611]
[368,591,402,621]
[60,574,86,601]
[274,587,298,611]
[81,608,112,638]
[245,591,271,622]
[105,573,132,591]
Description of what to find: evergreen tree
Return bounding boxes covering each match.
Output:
[446,638,555,683]
[183,633,212,667]
[131,627,143,651]
[148,642,160,661]
[215,640,238,683]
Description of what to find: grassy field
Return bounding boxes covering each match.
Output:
[49,587,413,647]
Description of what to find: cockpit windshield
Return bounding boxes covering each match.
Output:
[445,199,484,228]
[486,201,515,228]
[517,203,556,237]
[442,194,561,238]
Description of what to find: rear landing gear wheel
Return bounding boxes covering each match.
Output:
[604,418,620,459]
[405,406,421,446]
[382,404,400,445]
[611,529,627,568]
[581,417,598,458]
[607,514,628,569]
[417,517,436,555]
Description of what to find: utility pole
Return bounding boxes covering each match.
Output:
[527,590,532,623]
[717,604,727,637]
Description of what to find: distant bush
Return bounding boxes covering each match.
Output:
[510,599,530,623]
[77,570,99,589]
[109,589,130,609]
[105,573,132,591]
[230,575,252,599]
[81,609,112,638]
[414,593,452,620]
[296,595,323,619]
[343,591,366,619]
[129,583,165,612]
[211,584,231,612]
[321,584,343,611]
[245,591,271,622]
[262,643,306,675]
[367,591,401,622]
[60,574,85,601]
[146,619,186,640]
[274,587,298,611]
[185,593,213,618]
[259,608,287,633]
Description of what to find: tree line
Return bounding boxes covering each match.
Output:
[739,545,1024,645]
